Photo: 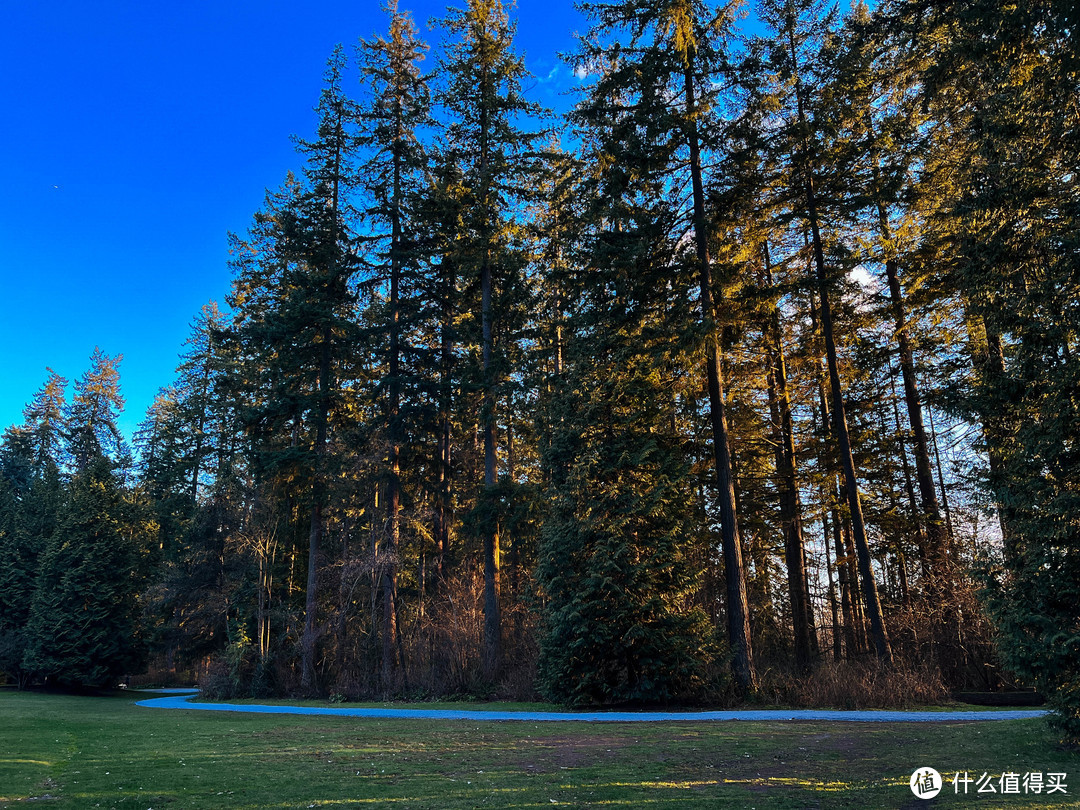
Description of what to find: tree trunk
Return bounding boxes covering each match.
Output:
[478,59,501,681]
[684,53,756,691]
[301,326,332,693]
[434,258,455,585]
[188,336,212,511]
[481,253,501,679]
[890,372,929,579]
[821,503,842,660]
[382,122,404,692]
[762,243,815,671]
[783,19,890,664]
[301,106,344,694]
[810,294,859,660]
[798,134,892,665]
[882,253,950,580]
[925,401,955,550]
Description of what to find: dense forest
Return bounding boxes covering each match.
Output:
[1,0,1077,739]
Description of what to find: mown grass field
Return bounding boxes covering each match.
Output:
[2,689,1078,809]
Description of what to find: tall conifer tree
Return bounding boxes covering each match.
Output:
[435,0,543,679]
[357,0,432,689]
[566,0,757,690]
[754,0,893,664]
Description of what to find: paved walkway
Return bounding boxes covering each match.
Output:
[135,691,1047,723]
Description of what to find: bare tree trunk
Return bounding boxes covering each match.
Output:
[821,504,842,660]
[478,61,502,681]
[189,336,212,510]
[301,327,332,693]
[799,145,892,665]
[480,256,501,679]
[684,54,756,691]
[762,243,815,671]
[433,259,455,585]
[925,402,955,550]
[382,122,405,692]
[785,20,891,663]
[890,371,929,579]
[883,252,950,581]
[810,296,858,660]
[833,490,859,658]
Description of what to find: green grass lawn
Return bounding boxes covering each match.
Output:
[2,689,1077,809]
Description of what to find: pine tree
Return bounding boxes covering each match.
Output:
[564,0,758,690]
[536,2,727,702]
[227,48,362,693]
[536,177,712,703]
[21,369,68,476]
[135,387,194,560]
[0,374,67,686]
[413,153,468,590]
[825,4,952,587]
[0,472,21,682]
[174,302,234,511]
[761,242,817,670]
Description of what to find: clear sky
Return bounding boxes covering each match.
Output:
[0,0,586,443]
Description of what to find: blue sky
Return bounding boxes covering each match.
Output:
[0,0,586,442]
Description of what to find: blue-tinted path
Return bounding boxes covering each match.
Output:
[135,690,1047,723]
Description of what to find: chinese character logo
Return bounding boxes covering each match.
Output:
[910,767,943,799]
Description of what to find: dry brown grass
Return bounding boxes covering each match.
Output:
[758,659,949,709]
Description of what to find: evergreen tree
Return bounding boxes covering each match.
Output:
[22,457,144,687]
[752,0,893,664]
[65,348,125,473]
[0,472,20,681]
[537,168,712,702]
[230,49,361,693]
[538,343,713,704]
[356,0,433,690]
[537,3,720,702]
[0,374,67,686]
[413,152,468,591]
[559,0,758,690]
[174,302,234,510]
[910,0,1080,739]
[435,0,544,679]
[21,369,68,476]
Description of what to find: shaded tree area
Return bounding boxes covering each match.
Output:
[1,0,1075,737]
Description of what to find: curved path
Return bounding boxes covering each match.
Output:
[135,691,1047,723]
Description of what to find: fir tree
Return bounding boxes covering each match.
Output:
[65,348,125,473]
[357,0,433,690]
[911,0,1080,739]
[435,0,544,679]
[561,0,758,690]
[21,369,68,476]
[537,3,720,702]
[753,0,894,664]
[22,457,144,688]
